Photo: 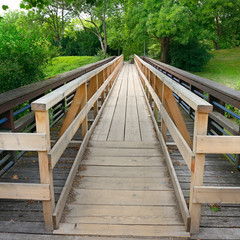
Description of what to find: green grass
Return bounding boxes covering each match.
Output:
[194,47,240,90]
[45,56,101,79]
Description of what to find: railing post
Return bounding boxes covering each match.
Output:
[81,83,88,138]
[35,110,55,231]
[98,71,104,104]
[161,84,167,142]
[189,111,209,233]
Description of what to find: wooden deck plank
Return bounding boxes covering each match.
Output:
[81,156,166,167]
[125,65,141,141]
[67,189,176,206]
[86,148,162,157]
[54,223,190,237]
[63,205,183,225]
[107,64,128,141]
[77,166,169,178]
[71,177,173,190]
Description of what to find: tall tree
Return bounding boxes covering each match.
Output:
[72,0,122,56]
[21,0,73,45]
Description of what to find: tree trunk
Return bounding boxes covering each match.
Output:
[159,37,171,63]
[213,40,220,50]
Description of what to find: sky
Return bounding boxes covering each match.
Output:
[0,0,22,15]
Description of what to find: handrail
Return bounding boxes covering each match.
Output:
[143,56,240,169]
[0,57,115,114]
[135,56,212,113]
[32,57,119,111]
[0,55,124,231]
[143,56,240,108]
[135,54,240,234]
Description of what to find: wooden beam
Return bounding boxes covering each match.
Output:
[193,186,240,204]
[35,110,55,231]
[163,86,193,149]
[189,112,209,234]
[134,55,213,114]
[160,106,194,170]
[0,133,47,151]
[58,84,86,138]
[0,183,50,200]
[196,136,240,154]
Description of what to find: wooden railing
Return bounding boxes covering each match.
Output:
[0,57,115,177]
[135,55,240,233]
[143,56,240,169]
[0,55,124,231]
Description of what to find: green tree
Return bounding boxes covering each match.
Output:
[72,0,123,56]
[0,11,55,93]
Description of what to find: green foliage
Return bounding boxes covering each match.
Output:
[0,11,56,93]
[45,56,100,78]
[169,40,212,72]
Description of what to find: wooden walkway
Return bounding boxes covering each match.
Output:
[54,63,189,238]
[1,63,240,240]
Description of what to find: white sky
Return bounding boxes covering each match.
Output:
[0,0,22,15]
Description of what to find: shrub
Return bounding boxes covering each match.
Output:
[169,39,212,72]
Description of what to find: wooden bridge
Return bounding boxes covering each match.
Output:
[0,55,240,239]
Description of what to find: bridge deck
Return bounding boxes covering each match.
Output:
[0,63,240,239]
[54,63,189,237]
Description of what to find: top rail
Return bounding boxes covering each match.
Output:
[31,56,122,111]
[0,57,115,115]
[135,55,212,113]
[143,56,240,108]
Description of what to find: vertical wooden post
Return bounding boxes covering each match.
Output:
[87,76,98,118]
[98,71,104,104]
[35,110,55,231]
[80,83,88,139]
[161,84,167,142]
[189,111,208,233]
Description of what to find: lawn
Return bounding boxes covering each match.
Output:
[45,56,101,79]
[194,48,240,90]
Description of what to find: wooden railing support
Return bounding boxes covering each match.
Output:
[35,110,55,231]
[189,112,208,233]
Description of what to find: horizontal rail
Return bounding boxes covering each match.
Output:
[0,133,47,151]
[49,58,122,168]
[0,183,50,200]
[135,55,194,170]
[0,57,115,114]
[143,56,240,109]
[193,186,240,204]
[196,136,240,154]
[32,56,122,111]
[135,55,212,113]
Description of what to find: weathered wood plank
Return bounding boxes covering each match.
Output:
[0,183,50,200]
[64,204,183,225]
[0,133,47,151]
[81,156,165,167]
[193,186,240,204]
[69,189,177,206]
[54,223,190,237]
[73,177,173,190]
[196,136,240,154]
[87,148,162,157]
[78,166,169,178]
